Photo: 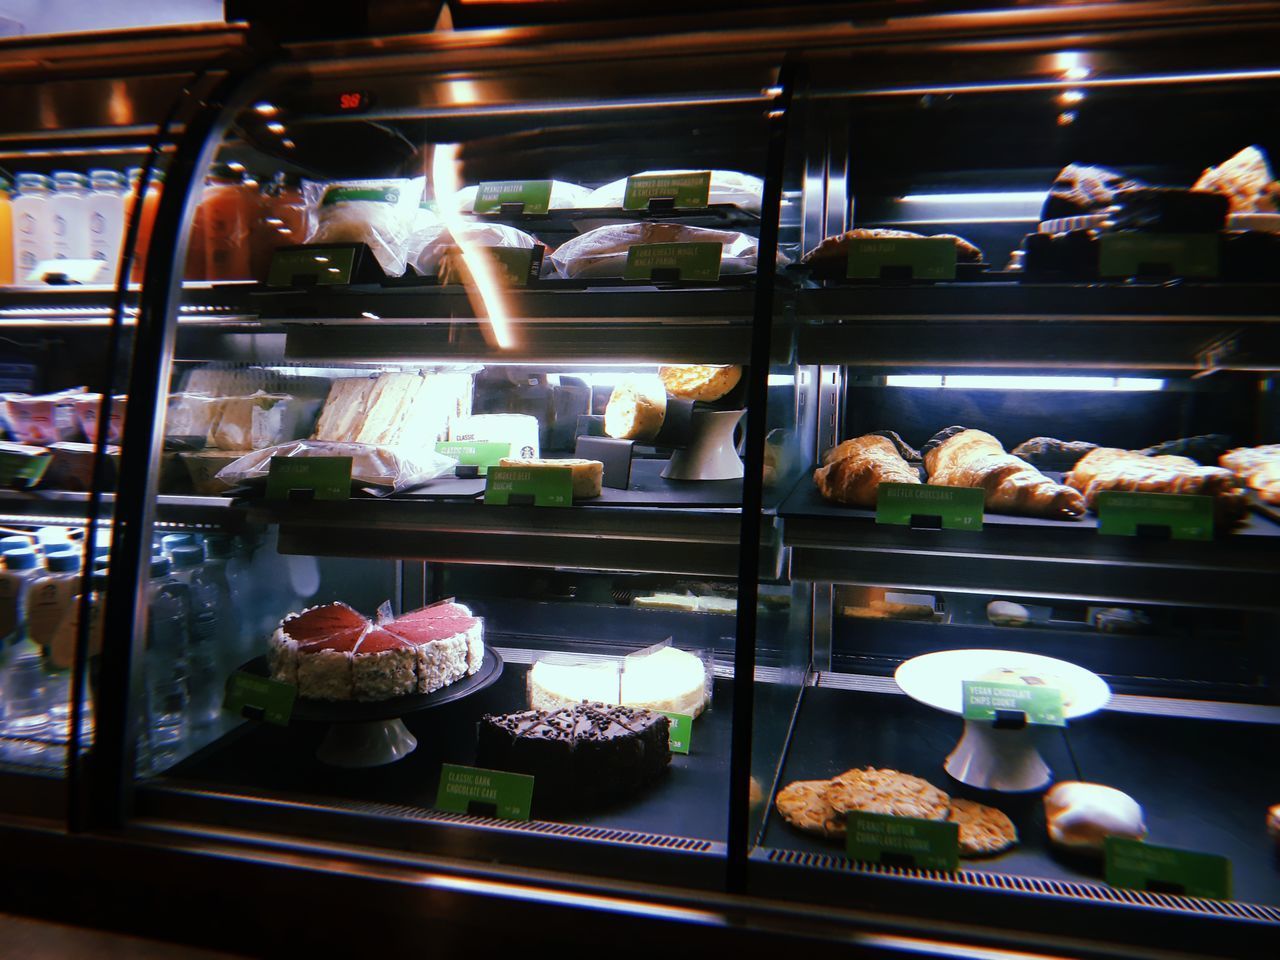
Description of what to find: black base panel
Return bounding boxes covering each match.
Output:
[156,663,732,842]
[762,685,1280,906]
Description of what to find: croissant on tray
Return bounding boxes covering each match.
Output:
[1066,447,1247,524]
[1221,444,1280,504]
[923,427,1085,520]
[814,433,920,508]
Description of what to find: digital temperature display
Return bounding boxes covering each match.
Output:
[337,91,372,113]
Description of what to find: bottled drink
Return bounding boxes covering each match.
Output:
[86,169,126,279]
[202,534,243,667]
[145,556,190,764]
[0,548,51,756]
[202,163,254,281]
[128,168,163,284]
[0,176,13,286]
[50,171,90,261]
[12,173,54,284]
[161,533,196,556]
[169,545,221,729]
[25,550,81,661]
[0,548,40,651]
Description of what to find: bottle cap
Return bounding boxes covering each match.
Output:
[150,556,172,578]
[0,535,31,549]
[16,172,53,190]
[170,544,203,569]
[53,171,88,189]
[3,548,39,571]
[162,533,195,552]
[93,555,110,570]
[46,552,80,573]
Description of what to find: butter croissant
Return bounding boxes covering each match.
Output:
[924,428,1085,520]
[815,434,920,508]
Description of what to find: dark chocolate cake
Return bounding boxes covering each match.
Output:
[476,702,671,811]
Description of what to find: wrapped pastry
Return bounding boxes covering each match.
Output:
[814,434,920,508]
[1193,145,1280,215]
[923,428,1085,520]
[1041,163,1144,221]
[1044,782,1146,853]
[1065,448,1246,524]
[550,222,769,279]
[801,228,982,269]
[1220,443,1280,504]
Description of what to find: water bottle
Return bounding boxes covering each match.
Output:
[50,171,90,261]
[146,556,190,766]
[0,548,51,759]
[12,173,54,284]
[170,545,221,729]
[225,535,265,636]
[202,535,243,667]
[0,547,39,650]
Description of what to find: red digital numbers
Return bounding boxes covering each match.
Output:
[338,92,365,111]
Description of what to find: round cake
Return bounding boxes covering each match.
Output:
[526,646,709,718]
[268,600,484,702]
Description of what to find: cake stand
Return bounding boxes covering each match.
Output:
[894,649,1110,792]
[238,648,503,768]
[662,408,746,481]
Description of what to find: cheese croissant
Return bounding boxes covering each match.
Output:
[924,428,1085,520]
[1067,447,1246,524]
[814,434,920,508]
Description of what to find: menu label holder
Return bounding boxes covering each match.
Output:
[434,442,511,476]
[962,680,1065,727]
[1096,491,1213,541]
[483,245,543,287]
[1099,234,1220,279]
[623,171,712,210]
[876,483,983,531]
[436,763,534,820]
[484,465,572,507]
[623,242,722,282]
[1105,837,1232,900]
[267,244,381,287]
[265,456,352,502]
[473,180,554,216]
[660,712,693,755]
[847,238,956,281]
[846,811,959,872]
[224,672,296,726]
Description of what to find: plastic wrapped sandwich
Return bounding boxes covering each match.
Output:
[585,170,764,214]
[413,222,542,277]
[304,177,426,276]
[550,222,772,279]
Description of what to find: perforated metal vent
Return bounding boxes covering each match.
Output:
[761,847,1280,923]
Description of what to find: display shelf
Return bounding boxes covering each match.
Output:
[796,284,1280,371]
[0,490,243,530]
[135,660,732,888]
[466,203,761,233]
[753,683,1280,918]
[780,477,1280,610]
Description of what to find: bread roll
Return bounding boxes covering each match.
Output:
[814,434,920,508]
[1044,781,1146,852]
[604,379,667,441]
[659,364,742,402]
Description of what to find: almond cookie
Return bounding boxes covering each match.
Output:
[824,767,950,821]
[776,779,845,838]
[948,798,1018,856]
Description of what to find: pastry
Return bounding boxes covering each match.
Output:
[975,665,1075,708]
[476,702,671,810]
[801,228,982,268]
[658,364,742,402]
[824,767,950,821]
[1221,444,1280,504]
[1065,447,1247,524]
[948,799,1018,856]
[814,434,921,508]
[604,378,667,442]
[1044,781,1146,852]
[986,600,1031,627]
[497,457,603,499]
[776,780,846,838]
[923,427,1085,520]
[1041,163,1144,221]
[1010,437,1099,471]
[1193,145,1280,215]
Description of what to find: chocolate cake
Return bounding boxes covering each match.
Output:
[476,702,671,811]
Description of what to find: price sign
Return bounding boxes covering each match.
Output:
[846,811,959,872]
[1097,491,1214,541]
[1105,837,1232,900]
[473,180,554,215]
[622,242,722,281]
[484,465,572,507]
[265,456,352,502]
[224,672,296,726]
[876,483,983,530]
[962,680,1065,727]
[436,764,534,820]
[661,712,693,755]
[434,441,511,475]
[847,237,956,280]
[623,171,712,210]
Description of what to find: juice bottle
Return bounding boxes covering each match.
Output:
[86,169,126,281]
[128,168,164,285]
[13,173,54,285]
[0,176,13,286]
[50,171,90,261]
[185,181,207,281]
[251,172,307,281]
[202,163,253,281]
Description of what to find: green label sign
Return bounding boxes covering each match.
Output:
[484,246,540,287]
[876,483,983,530]
[623,242,722,281]
[623,171,712,210]
[322,185,399,206]
[1096,491,1214,541]
[0,449,51,489]
[224,671,296,726]
[962,680,1065,727]
[847,237,957,280]
[1099,233,1220,278]
[434,441,511,475]
[484,465,572,507]
[435,763,534,820]
[473,180,553,215]
[265,456,352,501]
[1105,837,1232,900]
[661,712,693,755]
[267,247,356,287]
[846,811,959,872]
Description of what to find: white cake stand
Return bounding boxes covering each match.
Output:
[894,649,1110,792]
[662,409,745,481]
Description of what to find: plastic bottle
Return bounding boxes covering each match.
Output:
[128,168,163,285]
[50,171,90,261]
[0,176,13,286]
[0,547,41,649]
[36,526,72,556]
[202,163,254,281]
[86,169,127,280]
[26,550,82,667]
[202,534,242,667]
[0,548,52,753]
[224,534,263,636]
[145,555,189,762]
[161,533,196,556]
[169,545,221,729]
[12,173,55,284]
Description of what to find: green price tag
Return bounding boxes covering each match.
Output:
[876,483,984,530]
[436,763,534,820]
[1096,491,1214,541]
[661,712,693,755]
[223,671,296,726]
[962,680,1065,727]
[1105,837,1232,900]
[623,242,722,281]
[265,456,352,501]
[0,448,51,489]
[473,180,554,215]
[267,247,356,287]
[434,441,512,475]
[1099,233,1220,278]
[847,237,956,280]
[484,246,541,287]
[623,171,712,210]
[484,465,572,507]
[846,811,959,872]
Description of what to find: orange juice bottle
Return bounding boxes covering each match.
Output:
[202,163,253,281]
[128,168,164,284]
[0,177,13,286]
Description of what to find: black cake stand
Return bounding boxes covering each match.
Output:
[239,648,503,767]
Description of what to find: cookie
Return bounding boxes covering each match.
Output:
[776,779,845,838]
[948,798,1018,856]
[824,767,950,821]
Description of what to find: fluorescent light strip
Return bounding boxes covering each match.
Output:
[843,67,1280,99]
[887,375,1164,392]
[900,192,1046,204]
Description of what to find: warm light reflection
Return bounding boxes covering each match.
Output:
[442,77,482,106]
[1058,89,1084,105]
[432,142,514,349]
[1057,111,1077,126]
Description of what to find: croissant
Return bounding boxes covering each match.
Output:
[1066,448,1247,525]
[1221,444,1280,504]
[815,434,920,508]
[924,429,1085,520]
